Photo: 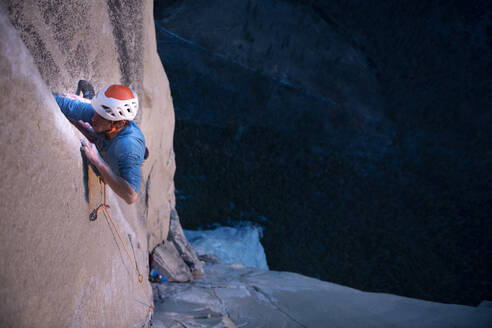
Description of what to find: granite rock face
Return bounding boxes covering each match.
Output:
[1,1,175,326]
[152,264,492,328]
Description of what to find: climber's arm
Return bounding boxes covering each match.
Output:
[81,140,138,204]
[54,95,94,123]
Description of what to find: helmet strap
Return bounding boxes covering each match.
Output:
[105,121,117,139]
[105,120,128,139]
[108,121,117,134]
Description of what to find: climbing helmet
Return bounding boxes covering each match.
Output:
[92,84,139,121]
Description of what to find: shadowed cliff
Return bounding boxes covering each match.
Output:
[154,0,492,306]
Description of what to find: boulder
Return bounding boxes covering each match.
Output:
[151,209,204,282]
[151,242,193,283]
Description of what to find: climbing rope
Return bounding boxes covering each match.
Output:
[90,179,154,318]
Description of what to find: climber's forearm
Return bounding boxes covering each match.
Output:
[92,158,138,204]
[81,139,137,204]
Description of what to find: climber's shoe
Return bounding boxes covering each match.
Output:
[76,80,95,99]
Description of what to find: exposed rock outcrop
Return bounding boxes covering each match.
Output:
[150,209,204,282]
[1,1,175,326]
[151,242,193,283]
[152,264,492,328]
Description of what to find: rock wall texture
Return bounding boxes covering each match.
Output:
[152,264,492,328]
[1,1,175,326]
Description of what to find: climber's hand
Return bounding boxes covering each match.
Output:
[79,139,137,204]
[79,120,95,133]
[80,139,102,165]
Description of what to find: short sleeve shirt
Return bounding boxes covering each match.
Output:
[55,96,146,192]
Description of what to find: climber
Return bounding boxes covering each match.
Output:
[54,82,146,205]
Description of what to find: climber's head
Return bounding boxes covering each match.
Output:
[92,84,138,121]
[91,84,138,135]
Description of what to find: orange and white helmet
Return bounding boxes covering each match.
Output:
[92,84,139,121]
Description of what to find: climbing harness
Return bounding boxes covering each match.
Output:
[90,178,154,319]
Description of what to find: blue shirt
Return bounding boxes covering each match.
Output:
[55,96,146,193]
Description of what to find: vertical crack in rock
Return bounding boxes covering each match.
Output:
[249,285,308,328]
[106,0,144,91]
[144,163,155,221]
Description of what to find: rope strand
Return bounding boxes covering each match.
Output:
[92,180,153,318]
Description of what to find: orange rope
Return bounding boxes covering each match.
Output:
[94,180,153,317]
